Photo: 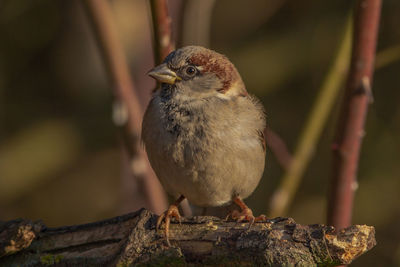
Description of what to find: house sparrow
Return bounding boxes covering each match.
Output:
[142,46,266,244]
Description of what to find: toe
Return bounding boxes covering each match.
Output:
[229,208,260,225]
[157,205,183,246]
[170,207,181,223]
[254,214,268,222]
[156,213,166,229]
[247,215,255,226]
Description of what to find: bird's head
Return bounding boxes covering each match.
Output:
[148,46,248,100]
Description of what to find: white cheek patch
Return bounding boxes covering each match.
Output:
[215,94,232,100]
[224,80,248,97]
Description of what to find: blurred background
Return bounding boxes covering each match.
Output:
[0,0,399,265]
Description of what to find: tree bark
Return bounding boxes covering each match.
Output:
[328,0,382,230]
[0,209,376,266]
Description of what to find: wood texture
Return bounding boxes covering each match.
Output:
[0,209,375,266]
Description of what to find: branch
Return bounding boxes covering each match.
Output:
[0,209,376,266]
[269,13,353,217]
[179,0,216,47]
[264,127,293,170]
[149,0,175,65]
[82,0,168,214]
[375,44,400,70]
[328,0,382,230]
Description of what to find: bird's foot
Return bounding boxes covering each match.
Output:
[157,205,181,246]
[226,197,268,227]
[157,195,185,246]
[226,208,267,224]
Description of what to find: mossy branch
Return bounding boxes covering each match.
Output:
[0,209,375,266]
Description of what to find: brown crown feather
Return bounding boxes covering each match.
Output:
[188,52,247,96]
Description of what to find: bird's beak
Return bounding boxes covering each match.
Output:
[147,63,181,84]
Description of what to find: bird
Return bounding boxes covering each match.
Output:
[142,46,266,245]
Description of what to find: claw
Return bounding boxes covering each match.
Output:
[225,212,231,222]
[156,212,166,229]
[174,212,182,225]
[156,195,185,246]
[227,197,268,228]
[255,214,267,222]
[157,204,181,246]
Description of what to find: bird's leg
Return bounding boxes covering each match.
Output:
[227,196,267,226]
[156,195,185,246]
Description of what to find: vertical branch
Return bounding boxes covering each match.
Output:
[269,14,353,218]
[82,0,167,214]
[328,0,382,230]
[180,0,216,47]
[149,0,175,65]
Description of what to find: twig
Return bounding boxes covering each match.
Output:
[265,127,293,170]
[0,209,376,266]
[328,0,382,230]
[149,0,175,64]
[179,0,216,47]
[269,13,353,217]
[375,44,400,69]
[82,0,167,214]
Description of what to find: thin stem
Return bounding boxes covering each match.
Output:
[328,0,382,230]
[180,0,216,47]
[375,44,400,70]
[265,127,293,170]
[82,0,167,215]
[149,0,175,65]
[269,13,353,218]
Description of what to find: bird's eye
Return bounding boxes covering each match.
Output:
[185,66,197,76]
